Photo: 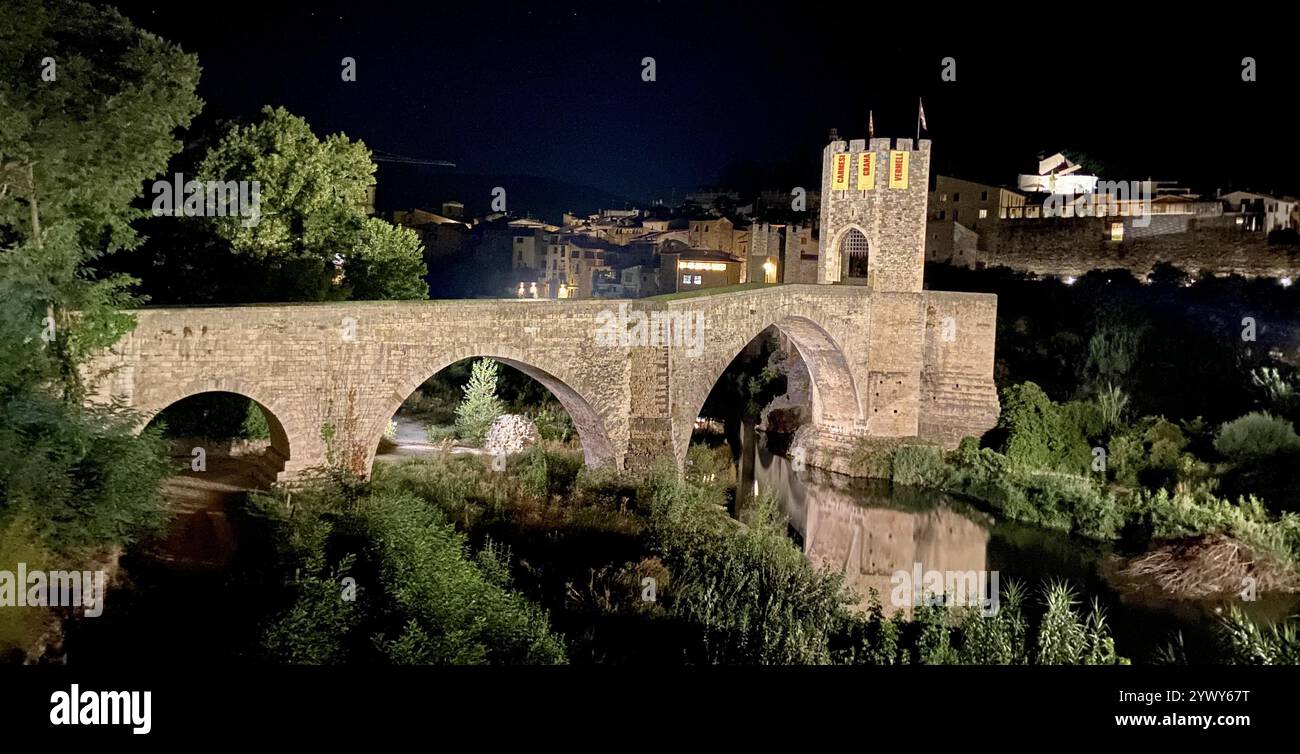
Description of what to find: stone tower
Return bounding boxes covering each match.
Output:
[817,136,930,292]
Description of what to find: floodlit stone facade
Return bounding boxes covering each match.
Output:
[84,136,999,480]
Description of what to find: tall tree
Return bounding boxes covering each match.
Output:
[1,0,203,393]
[194,106,428,301]
[0,1,200,654]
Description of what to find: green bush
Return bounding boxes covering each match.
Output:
[890,445,951,488]
[650,487,848,664]
[996,382,1092,473]
[260,556,361,664]
[359,490,564,664]
[945,443,1123,540]
[1062,399,1106,441]
[1144,418,1188,469]
[509,446,583,501]
[837,579,1124,666]
[1035,581,1087,665]
[253,482,566,665]
[1214,412,1300,463]
[1103,416,1190,489]
[956,580,1028,665]
[1027,472,1124,540]
[0,397,171,555]
[1107,433,1145,487]
[684,443,734,488]
[531,404,574,443]
[1094,384,1130,431]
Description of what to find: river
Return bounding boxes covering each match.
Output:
[746,443,1299,662]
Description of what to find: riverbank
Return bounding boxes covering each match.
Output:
[58,443,1300,665]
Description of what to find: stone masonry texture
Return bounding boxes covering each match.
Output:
[83,137,999,480]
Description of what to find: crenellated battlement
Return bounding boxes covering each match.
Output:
[827,137,931,154]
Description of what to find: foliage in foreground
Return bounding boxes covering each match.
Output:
[248,448,1300,665]
[837,579,1127,666]
[360,451,1137,665]
[249,477,566,665]
[1212,606,1300,665]
[0,0,198,654]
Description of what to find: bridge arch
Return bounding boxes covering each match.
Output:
[364,348,618,477]
[135,378,298,479]
[673,314,863,463]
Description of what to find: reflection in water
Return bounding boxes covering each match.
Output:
[747,439,1300,660]
[754,445,991,617]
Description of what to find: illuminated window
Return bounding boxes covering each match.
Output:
[1110,222,1124,242]
[693,275,702,284]
[979,209,988,219]
[682,274,691,284]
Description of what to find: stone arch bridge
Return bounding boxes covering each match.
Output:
[82,284,999,482]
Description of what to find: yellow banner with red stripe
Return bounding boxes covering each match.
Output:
[857,152,876,190]
[831,153,850,190]
[888,150,909,189]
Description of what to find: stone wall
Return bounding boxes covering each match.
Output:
[83,299,632,481]
[930,214,1300,278]
[84,283,999,481]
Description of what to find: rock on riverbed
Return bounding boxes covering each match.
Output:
[484,414,541,455]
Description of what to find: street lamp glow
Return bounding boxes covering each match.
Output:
[1062,276,1077,286]
[1282,277,1293,288]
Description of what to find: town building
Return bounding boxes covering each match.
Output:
[1220,190,1300,233]
[537,233,612,298]
[657,248,742,294]
[928,175,1026,224]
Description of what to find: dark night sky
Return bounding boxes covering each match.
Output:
[110,1,1300,205]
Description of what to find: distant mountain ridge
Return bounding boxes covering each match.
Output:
[374,168,640,225]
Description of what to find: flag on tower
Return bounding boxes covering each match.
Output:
[918,98,928,131]
[868,110,874,138]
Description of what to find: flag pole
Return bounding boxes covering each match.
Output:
[916,97,921,142]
